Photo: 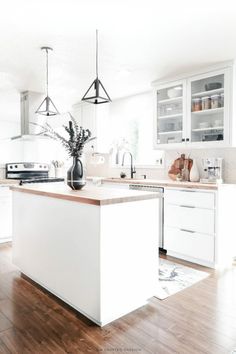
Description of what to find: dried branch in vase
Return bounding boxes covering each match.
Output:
[31,113,96,158]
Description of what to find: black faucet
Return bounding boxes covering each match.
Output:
[122,152,136,179]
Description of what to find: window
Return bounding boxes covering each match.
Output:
[107,91,164,166]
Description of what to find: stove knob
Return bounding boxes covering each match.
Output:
[14,165,18,168]
[39,165,42,168]
[9,166,13,169]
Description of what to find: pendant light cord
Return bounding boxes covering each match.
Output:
[96,29,98,78]
[46,48,49,97]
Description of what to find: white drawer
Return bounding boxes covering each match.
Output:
[164,204,215,235]
[165,189,215,209]
[164,226,214,263]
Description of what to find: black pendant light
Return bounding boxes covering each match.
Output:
[35,47,59,116]
[82,30,111,104]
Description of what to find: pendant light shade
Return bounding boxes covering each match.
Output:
[35,47,59,116]
[82,30,111,104]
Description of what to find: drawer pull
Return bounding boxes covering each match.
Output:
[175,189,196,193]
[179,205,196,208]
[180,228,196,233]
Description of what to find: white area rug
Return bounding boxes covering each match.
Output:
[155,259,210,300]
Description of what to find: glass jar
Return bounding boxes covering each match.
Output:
[211,94,220,109]
[192,98,202,111]
[220,93,224,107]
[202,96,211,110]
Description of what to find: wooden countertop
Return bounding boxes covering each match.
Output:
[88,177,219,190]
[10,183,159,206]
[0,179,20,186]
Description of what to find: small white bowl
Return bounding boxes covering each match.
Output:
[199,122,210,129]
[167,88,182,99]
[214,120,222,127]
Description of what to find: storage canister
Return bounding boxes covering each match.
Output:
[192,98,202,111]
[220,93,224,107]
[202,96,211,110]
[211,94,220,109]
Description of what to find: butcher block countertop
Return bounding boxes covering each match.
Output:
[88,177,219,190]
[0,179,20,186]
[10,183,159,206]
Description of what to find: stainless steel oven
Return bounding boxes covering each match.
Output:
[6,162,64,184]
[129,184,164,251]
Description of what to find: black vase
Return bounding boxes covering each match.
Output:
[67,157,86,190]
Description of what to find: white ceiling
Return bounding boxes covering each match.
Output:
[1,0,236,111]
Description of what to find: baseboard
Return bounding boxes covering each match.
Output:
[166,250,215,268]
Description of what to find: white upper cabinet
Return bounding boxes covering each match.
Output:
[188,69,230,147]
[153,63,232,149]
[72,102,110,153]
[71,102,97,152]
[154,80,187,146]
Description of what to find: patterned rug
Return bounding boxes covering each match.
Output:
[155,259,210,300]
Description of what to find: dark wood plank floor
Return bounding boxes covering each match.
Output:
[0,243,235,354]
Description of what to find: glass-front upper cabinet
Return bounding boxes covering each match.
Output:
[155,81,185,145]
[189,70,227,144]
[153,65,231,149]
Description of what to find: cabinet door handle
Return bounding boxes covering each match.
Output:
[182,138,185,142]
[175,189,196,193]
[181,190,196,193]
[180,228,196,233]
[179,205,196,208]
[186,138,190,142]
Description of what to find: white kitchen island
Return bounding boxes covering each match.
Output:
[11,183,159,326]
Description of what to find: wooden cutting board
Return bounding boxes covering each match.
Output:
[168,154,193,181]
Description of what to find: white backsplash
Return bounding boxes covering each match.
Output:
[164,148,236,183]
[86,147,236,183]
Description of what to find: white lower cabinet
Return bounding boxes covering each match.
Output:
[164,188,216,267]
[164,189,215,209]
[165,204,215,235]
[164,226,214,263]
[0,187,12,242]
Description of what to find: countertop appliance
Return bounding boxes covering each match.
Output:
[200,158,223,183]
[129,184,165,251]
[6,162,64,184]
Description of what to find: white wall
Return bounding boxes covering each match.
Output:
[107,91,163,165]
[0,138,68,163]
[0,89,20,140]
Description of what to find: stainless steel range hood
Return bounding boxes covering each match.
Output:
[11,91,47,140]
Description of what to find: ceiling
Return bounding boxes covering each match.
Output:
[1,0,236,111]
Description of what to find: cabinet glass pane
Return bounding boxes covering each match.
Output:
[156,84,183,145]
[191,74,224,143]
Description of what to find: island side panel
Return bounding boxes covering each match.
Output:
[12,191,101,324]
[99,198,159,326]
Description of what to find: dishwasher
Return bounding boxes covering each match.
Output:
[129,184,165,252]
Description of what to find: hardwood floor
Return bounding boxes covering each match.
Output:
[0,243,235,354]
